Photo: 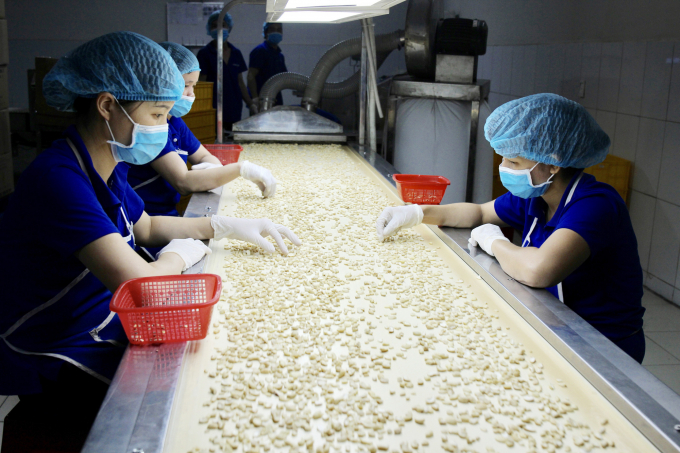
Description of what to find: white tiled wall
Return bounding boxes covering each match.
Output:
[477,41,680,307]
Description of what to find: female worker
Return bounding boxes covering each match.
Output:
[0,32,300,451]
[128,41,276,260]
[197,11,254,130]
[375,94,645,363]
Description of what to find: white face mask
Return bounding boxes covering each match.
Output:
[498,162,555,199]
[169,95,195,117]
[106,99,169,165]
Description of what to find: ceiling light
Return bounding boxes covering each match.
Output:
[266,0,405,13]
[285,0,383,7]
[267,10,377,23]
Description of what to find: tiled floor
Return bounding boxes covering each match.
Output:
[641,288,680,394]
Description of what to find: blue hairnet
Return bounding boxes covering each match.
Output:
[484,93,610,168]
[43,31,184,112]
[206,11,233,35]
[159,41,200,74]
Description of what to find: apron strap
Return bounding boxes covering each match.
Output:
[119,206,135,246]
[1,268,91,339]
[132,174,161,190]
[522,217,539,248]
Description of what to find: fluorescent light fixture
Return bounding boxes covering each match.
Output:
[285,0,383,7]
[266,0,405,13]
[273,11,362,22]
[267,10,386,23]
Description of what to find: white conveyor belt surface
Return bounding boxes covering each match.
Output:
[82,144,680,453]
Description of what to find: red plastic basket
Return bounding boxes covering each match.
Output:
[392,174,451,205]
[110,274,222,345]
[204,144,243,165]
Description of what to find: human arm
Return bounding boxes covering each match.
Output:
[473,194,617,288]
[133,211,214,247]
[376,200,505,241]
[239,73,254,108]
[150,151,242,195]
[134,212,300,254]
[188,145,222,166]
[189,155,277,197]
[76,233,197,292]
[491,228,590,288]
[421,201,505,228]
[247,68,260,99]
[232,50,253,108]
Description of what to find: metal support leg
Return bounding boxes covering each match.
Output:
[359,27,367,147]
[384,95,398,164]
[466,100,480,203]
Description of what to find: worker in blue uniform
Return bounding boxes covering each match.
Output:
[129,41,277,260]
[0,32,300,452]
[197,11,254,130]
[375,94,646,363]
[248,22,287,114]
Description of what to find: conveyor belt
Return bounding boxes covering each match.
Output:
[83,144,680,453]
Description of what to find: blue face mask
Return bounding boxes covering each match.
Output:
[267,32,283,45]
[106,99,169,166]
[498,162,554,198]
[169,95,195,117]
[210,29,229,41]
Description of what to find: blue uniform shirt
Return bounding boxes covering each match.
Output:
[127,116,201,217]
[197,41,248,124]
[0,126,144,394]
[249,41,287,106]
[494,171,645,341]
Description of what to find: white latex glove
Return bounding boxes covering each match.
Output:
[156,238,212,271]
[375,205,424,241]
[249,99,259,115]
[211,216,301,255]
[468,224,510,257]
[241,161,277,198]
[191,162,222,171]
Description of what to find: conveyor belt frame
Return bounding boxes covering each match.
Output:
[82,145,680,453]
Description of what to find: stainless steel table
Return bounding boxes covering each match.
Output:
[83,146,680,453]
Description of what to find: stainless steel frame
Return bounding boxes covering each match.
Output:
[83,148,680,453]
[232,105,347,143]
[383,75,490,203]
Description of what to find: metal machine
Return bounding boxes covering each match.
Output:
[231,0,490,203]
[232,106,345,143]
[231,0,489,149]
[233,25,404,143]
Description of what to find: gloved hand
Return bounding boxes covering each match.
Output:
[249,99,259,115]
[191,162,222,171]
[241,161,277,198]
[468,224,510,257]
[375,205,424,241]
[156,238,212,271]
[211,216,301,255]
